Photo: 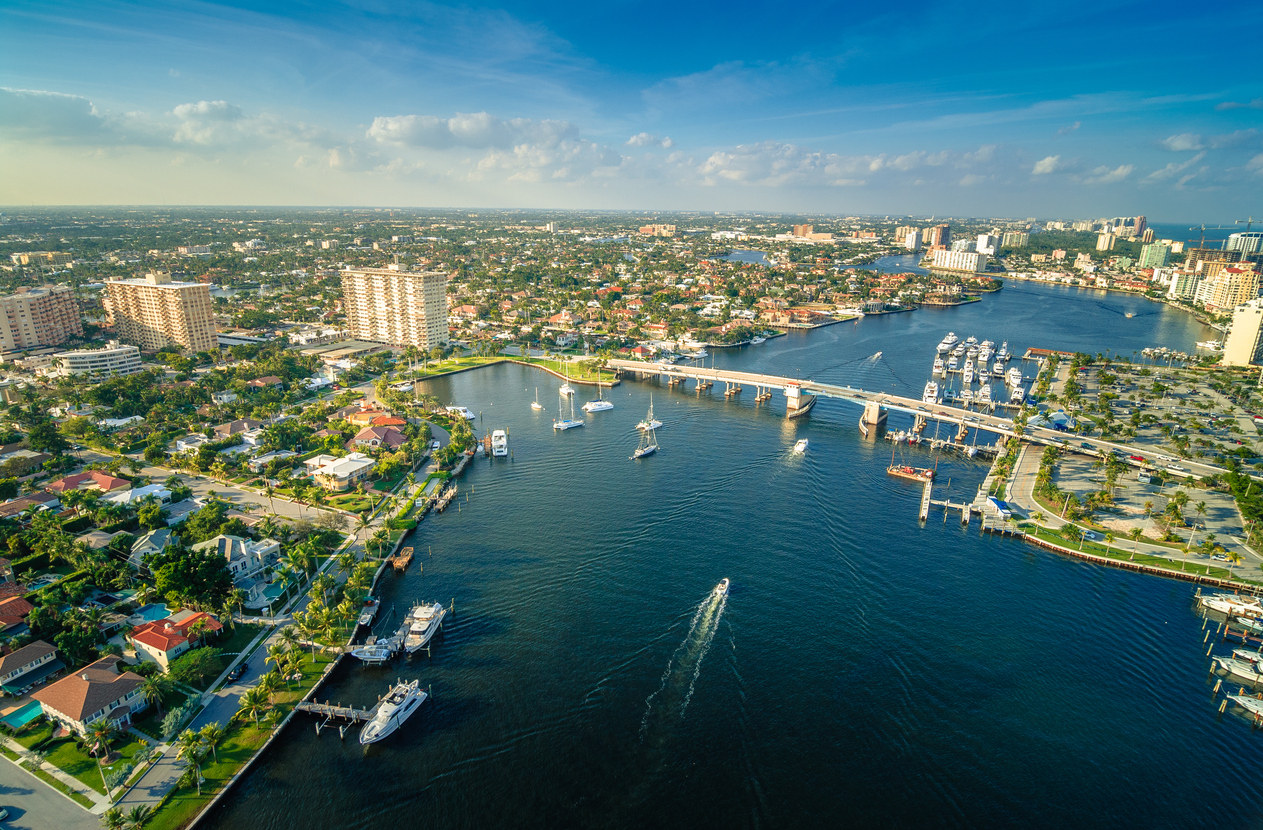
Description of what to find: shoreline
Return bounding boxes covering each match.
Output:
[1000,272,1224,330]
[505,359,620,387]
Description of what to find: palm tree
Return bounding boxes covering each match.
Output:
[1104,532,1115,556]
[1228,550,1242,578]
[1128,527,1144,560]
[257,670,283,703]
[86,719,120,792]
[311,573,335,605]
[102,807,125,830]
[198,721,226,763]
[265,642,290,673]
[123,804,154,830]
[263,481,277,514]
[236,686,268,727]
[174,729,206,794]
[370,529,389,559]
[142,674,173,716]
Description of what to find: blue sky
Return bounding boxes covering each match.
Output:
[2,0,1261,220]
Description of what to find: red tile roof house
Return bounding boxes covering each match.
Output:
[31,656,148,736]
[128,611,223,672]
[348,426,406,451]
[44,470,131,495]
[245,375,284,391]
[0,596,34,632]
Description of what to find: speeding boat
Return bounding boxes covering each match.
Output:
[793,438,808,453]
[359,680,427,745]
[714,578,730,598]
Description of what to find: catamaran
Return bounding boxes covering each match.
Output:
[582,385,613,412]
[359,679,427,745]
[531,387,543,411]
[491,430,508,457]
[403,602,447,654]
[637,394,663,431]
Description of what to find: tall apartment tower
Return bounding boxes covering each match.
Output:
[104,273,216,352]
[1223,299,1263,367]
[927,224,951,248]
[0,285,83,352]
[340,266,449,350]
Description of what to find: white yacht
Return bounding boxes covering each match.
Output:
[1010,385,1024,403]
[359,680,427,745]
[979,385,992,406]
[793,438,808,453]
[965,336,978,346]
[1007,367,1023,388]
[349,642,394,664]
[554,388,585,431]
[997,342,1010,361]
[941,332,959,348]
[490,430,508,457]
[1202,594,1263,617]
[992,361,1005,377]
[531,388,544,411]
[961,389,974,405]
[637,394,663,431]
[357,598,380,628]
[932,357,945,374]
[923,381,939,404]
[947,355,959,371]
[714,578,730,598]
[1213,655,1263,685]
[404,603,447,653]
[559,363,575,397]
[1227,694,1263,718]
[963,361,974,385]
[751,336,767,345]
[978,344,993,364]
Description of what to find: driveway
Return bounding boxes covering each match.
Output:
[0,758,97,830]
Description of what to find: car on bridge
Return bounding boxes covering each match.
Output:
[1128,455,1145,462]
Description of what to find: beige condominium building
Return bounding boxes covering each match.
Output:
[104,273,216,352]
[340,266,449,349]
[0,285,83,352]
[55,340,143,377]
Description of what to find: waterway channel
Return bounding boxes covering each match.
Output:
[209,282,1254,830]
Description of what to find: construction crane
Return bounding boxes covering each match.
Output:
[1190,224,1207,249]
[1237,216,1257,233]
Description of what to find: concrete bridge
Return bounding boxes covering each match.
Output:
[605,357,1232,479]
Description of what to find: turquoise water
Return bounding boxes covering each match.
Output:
[133,603,169,622]
[2,701,43,729]
[210,282,1249,829]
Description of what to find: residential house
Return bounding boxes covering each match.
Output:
[211,391,238,405]
[245,375,283,391]
[191,534,280,586]
[306,452,376,491]
[32,655,148,735]
[128,611,223,672]
[0,595,33,632]
[163,499,202,526]
[175,434,210,452]
[213,418,263,440]
[75,529,129,551]
[96,416,144,432]
[349,426,406,451]
[44,470,130,495]
[0,492,60,522]
[247,450,297,474]
[103,484,171,507]
[0,449,51,477]
[369,415,407,427]
[128,528,175,570]
[0,640,63,695]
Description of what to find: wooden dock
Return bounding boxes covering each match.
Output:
[294,700,379,722]
[919,480,932,522]
[392,547,414,571]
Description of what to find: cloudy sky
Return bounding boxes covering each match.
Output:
[2,0,1261,220]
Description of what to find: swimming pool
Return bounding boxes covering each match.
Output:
[132,603,169,622]
[1,701,43,729]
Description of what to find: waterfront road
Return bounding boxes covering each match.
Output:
[0,756,98,830]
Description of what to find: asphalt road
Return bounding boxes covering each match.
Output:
[0,759,98,830]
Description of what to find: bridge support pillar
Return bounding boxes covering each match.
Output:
[861,400,887,428]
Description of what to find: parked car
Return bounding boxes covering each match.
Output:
[227,662,248,682]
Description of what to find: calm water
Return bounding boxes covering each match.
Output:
[211,284,1255,830]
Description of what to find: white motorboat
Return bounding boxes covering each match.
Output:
[349,642,394,664]
[359,679,427,745]
[531,387,544,411]
[993,361,1005,377]
[357,598,381,627]
[490,429,508,457]
[941,332,959,348]
[923,381,939,404]
[978,345,992,364]
[961,389,974,405]
[965,336,977,346]
[1214,655,1263,684]
[1010,386,1025,403]
[979,385,992,406]
[404,603,447,654]
[793,438,808,453]
[997,342,1010,361]
[1007,367,1023,387]
[947,355,959,371]
[751,336,767,344]
[963,362,974,385]
[445,406,476,421]
[714,578,730,598]
[1202,593,1263,617]
[637,394,663,431]
[1227,694,1263,718]
[932,357,945,374]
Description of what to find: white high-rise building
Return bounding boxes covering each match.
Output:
[1227,232,1263,255]
[976,234,1002,256]
[55,341,143,377]
[340,266,449,350]
[1223,299,1263,367]
[930,249,989,273]
[904,230,921,251]
[104,273,216,353]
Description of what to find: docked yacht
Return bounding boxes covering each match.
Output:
[961,389,974,405]
[964,335,977,346]
[1227,694,1263,718]
[1010,386,1025,404]
[932,357,945,374]
[941,332,959,348]
[923,381,940,404]
[1213,654,1263,685]
[978,385,992,406]
[992,361,1005,377]
[947,355,959,371]
[359,680,427,745]
[978,343,993,364]
[403,603,447,654]
[751,336,767,345]
[1007,367,1023,387]
[349,641,394,664]
[490,430,508,457]
[793,438,808,453]
[963,361,974,385]
[714,578,730,598]
[997,342,1010,361]
[1202,593,1263,617]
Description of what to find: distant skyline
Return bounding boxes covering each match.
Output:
[2,0,1261,221]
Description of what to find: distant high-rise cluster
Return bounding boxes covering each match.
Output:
[1001,231,1028,247]
[340,265,449,350]
[638,224,676,238]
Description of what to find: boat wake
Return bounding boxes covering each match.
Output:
[640,589,727,744]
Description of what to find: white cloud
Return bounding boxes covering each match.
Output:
[1161,133,1203,151]
[1083,164,1134,185]
[1144,152,1206,182]
[1216,99,1263,111]
[1032,155,1061,175]
[0,87,112,142]
[367,112,576,150]
[1247,154,1263,175]
[959,174,985,186]
[1057,121,1081,135]
[626,132,673,149]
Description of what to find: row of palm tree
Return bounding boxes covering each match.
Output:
[100,804,154,830]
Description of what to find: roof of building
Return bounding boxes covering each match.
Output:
[31,656,144,723]
[214,418,263,435]
[0,640,55,674]
[131,527,174,556]
[246,375,282,387]
[75,529,129,549]
[369,416,407,426]
[104,485,171,506]
[129,612,222,654]
[351,426,406,449]
[45,471,131,494]
[312,452,375,478]
[0,493,59,519]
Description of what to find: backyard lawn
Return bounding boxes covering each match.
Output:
[17,721,151,794]
[328,493,374,513]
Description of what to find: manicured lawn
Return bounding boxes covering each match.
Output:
[214,622,266,660]
[514,356,614,383]
[372,469,408,491]
[328,493,373,513]
[1024,525,1242,580]
[147,652,338,830]
[131,691,193,741]
[35,731,150,795]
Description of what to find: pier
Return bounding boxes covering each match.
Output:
[919,480,932,522]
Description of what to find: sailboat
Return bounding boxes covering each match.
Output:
[559,362,575,397]
[553,386,584,430]
[582,384,613,412]
[631,415,658,459]
[636,393,663,431]
[531,387,543,411]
